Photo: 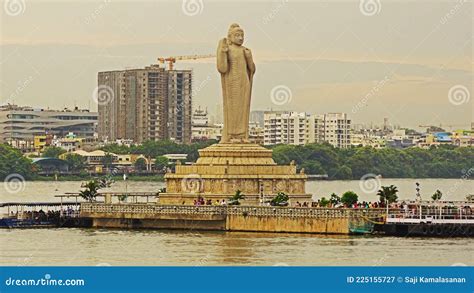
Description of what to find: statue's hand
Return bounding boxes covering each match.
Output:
[219,38,229,53]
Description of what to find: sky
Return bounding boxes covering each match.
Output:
[0,0,472,129]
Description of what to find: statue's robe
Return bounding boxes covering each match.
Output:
[217,43,255,143]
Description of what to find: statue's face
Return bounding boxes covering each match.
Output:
[230,31,244,46]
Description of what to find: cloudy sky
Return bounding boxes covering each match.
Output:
[0,0,472,129]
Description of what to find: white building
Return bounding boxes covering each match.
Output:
[0,104,97,144]
[264,111,309,145]
[311,113,351,148]
[264,111,351,148]
[191,106,223,141]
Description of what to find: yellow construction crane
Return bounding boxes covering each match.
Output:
[157,54,215,70]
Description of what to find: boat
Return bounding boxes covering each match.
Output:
[384,200,474,237]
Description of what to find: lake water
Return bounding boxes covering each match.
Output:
[0,179,472,266]
[0,178,471,203]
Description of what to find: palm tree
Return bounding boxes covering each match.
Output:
[377,185,399,204]
[228,190,245,205]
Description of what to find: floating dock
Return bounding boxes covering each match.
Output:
[384,201,474,237]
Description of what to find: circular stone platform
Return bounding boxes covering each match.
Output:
[195,143,276,166]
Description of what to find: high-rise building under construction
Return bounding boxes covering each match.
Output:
[97,65,192,144]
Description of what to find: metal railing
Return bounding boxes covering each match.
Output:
[80,203,386,219]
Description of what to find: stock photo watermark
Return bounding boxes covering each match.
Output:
[182,0,204,17]
[92,85,115,106]
[359,0,381,17]
[270,85,292,106]
[3,173,26,194]
[3,0,26,16]
[448,85,470,106]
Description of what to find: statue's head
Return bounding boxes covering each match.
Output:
[227,23,244,46]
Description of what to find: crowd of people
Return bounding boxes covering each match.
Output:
[9,206,79,222]
[309,200,386,208]
[191,197,227,206]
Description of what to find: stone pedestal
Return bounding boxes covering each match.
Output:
[160,143,312,205]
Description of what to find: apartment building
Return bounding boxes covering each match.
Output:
[264,111,351,148]
[98,65,192,144]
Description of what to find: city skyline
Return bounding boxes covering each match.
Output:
[1,0,472,130]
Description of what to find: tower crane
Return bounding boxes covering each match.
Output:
[157,54,215,70]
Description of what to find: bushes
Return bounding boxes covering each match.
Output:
[341,191,358,206]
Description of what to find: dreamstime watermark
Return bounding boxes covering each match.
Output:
[181,174,203,194]
[440,0,466,25]
[359,0,381,16]
[359,173,381,194]
[448,85,470,106]
[195,254,210,266]
[9,75,36,102]
[352,76,390,114]
[262,0,288,25]
[4,173,26,194]
[5,274,85,287]
[371,253,388,266]
[181,0,203,16]
[3,0,26,16]
[445,167,473,199]
[17,253,34,266]
[92,85,115,106]
[192,75,211,97]
[270,85,292,106]
[83,0,111,25]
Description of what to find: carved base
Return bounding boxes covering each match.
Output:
[160,143,312,205]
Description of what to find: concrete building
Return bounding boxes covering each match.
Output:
[309,113,351,148]
[191,106,211,141]
[98,65,192,144]
[264,111,351,148]
[250,110,265,127]
[167,70,193,144]
[0,104,97,148]
[249,121,264,145]
[264,111,307,145]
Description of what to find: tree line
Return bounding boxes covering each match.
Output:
[0,141,472,180]
[271,143,473,179]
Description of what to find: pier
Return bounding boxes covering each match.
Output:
[1,199,473,236]
[79,203,386,234]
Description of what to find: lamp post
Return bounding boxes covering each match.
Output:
[416,182,422,219]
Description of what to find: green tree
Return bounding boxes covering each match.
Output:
[329,193,341,205]
[270,192,289,206]
[101,153,114,172]
[79,177,114,202]
[377,185,399,203]
[64,153,86,172]
[101,143,132,154]
[154,156,169,172]
[135,158,147,171]
[228,190,245,205]
[319,197,330,207]
[432,189,443,201]
[334,165,352,179]
[42,146,66,158]
[0,144,33,180]
[79,180,101,202]
[341,191,358,207]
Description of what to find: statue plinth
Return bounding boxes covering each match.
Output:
[160,143,312,205]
